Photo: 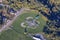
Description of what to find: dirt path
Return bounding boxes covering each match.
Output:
[0,8,29,32]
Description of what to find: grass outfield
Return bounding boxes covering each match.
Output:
[0,11,46,40]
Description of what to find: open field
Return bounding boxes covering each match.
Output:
[0,11,46,40]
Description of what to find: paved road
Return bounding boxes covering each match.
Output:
[0,8,28,32]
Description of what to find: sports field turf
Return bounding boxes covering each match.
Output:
[0,11,46,40]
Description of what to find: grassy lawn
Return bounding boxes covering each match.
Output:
[0,11,46,40]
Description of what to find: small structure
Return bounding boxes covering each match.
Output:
[9,8,16,13]
[32,34,46,40]
[8,8,17,17]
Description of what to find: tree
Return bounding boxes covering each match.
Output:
[37,0,60,40]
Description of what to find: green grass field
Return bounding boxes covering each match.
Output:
[0,11,46,40]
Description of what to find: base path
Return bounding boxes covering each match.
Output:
[0,8,30,32]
